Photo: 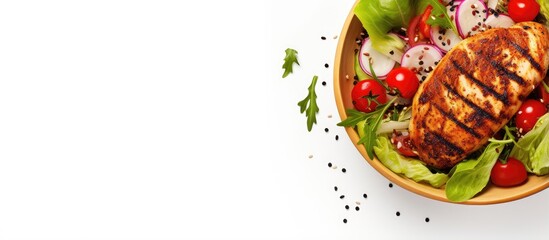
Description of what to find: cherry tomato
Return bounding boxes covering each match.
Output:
[515,99,547,134]
[508,0,540,23]
[385,67,420,99]
[391,132,417,157]
[419,5,433,40]
[490,158,528,187]
[351,79,387,113]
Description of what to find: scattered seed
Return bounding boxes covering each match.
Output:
[363,193,368,199]
[324,63,329,68]
[321,36,326,40]
[345,205,350,210]
[335,135,339,141]
[425,217,430,222]
[355,206,360,211]
[355,201,361,205]
[328,162,333,168]
[322,81,327,86]
[389,183,393,188]
[324,128,329,133]
[343,218,348,224]
[345,74,349,79]
[327,114,333,118]
[340,195,345,199]
[396,211,401,216]
[342,168,347,173]
[333,35,338,39]
[308,155,313,159]
[334,186,338,191]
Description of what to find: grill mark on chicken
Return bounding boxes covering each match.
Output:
[432,103,482,139]
[450,60,509,104]
[424,132,465,156]
[487,59,526,85]
[441,81,498,122]
[507,39,542,72]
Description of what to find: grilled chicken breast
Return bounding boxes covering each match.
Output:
[409,22,549,170]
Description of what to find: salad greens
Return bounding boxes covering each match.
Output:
[510,113,549,175]
[353,0,412,58]
[282,48,299,78]
[373,136,448,188]
[354,0,460,59]
[445,141,505,202]
[298,76,319,132]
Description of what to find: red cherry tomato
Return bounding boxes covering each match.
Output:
[508,0,540,23]
[419,5,433,40]
[351,79,387,113]
[391,132,417,157]
[515,99,547,134]
[385,67,420,99]
[490,158,528,187]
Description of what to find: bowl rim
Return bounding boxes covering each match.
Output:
[332,0,549,205]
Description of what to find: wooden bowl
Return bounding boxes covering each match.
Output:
[333,2,549,204]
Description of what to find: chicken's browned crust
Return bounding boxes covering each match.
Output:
[409,22,549,170]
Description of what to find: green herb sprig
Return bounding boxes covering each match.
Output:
[298,76,319,131]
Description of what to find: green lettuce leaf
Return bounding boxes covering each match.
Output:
[510,113,549,175]
[353,0,413,58]
[445,142,505,202]
[372,135,448,188]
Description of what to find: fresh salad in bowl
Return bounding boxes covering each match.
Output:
[337,0,549,202]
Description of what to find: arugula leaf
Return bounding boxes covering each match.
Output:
[355,97,397,159]
[422,0,460,37]
[282,48,299,78]
[297,76,319,131]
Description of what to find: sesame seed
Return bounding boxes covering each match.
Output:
[308,155,313,159]
[345,205,349,210]
[363,193,368,199]
[355,206,360,211]
[324,63,329,68]
[334,186,338,191]
[321,36,326,40]
[389,183,393,188]
[355,201,361,205]
[342,168,346,173]
[322,81,327,86]
[324,128,329,133]
[340,195,345,199]
[396,211,401,216]
[343,219,348,224]
[425,217,430,222]
[335,135,339,140]
[328,162,332,167]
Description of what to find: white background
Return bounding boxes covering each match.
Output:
[0,0,548,239]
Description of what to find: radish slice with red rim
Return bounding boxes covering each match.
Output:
[430,25,462,52]
[400,44,443,82]
[483,14,515,30]
[456,0,488,38]
[358,37,397,79]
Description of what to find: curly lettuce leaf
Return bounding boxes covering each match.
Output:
[445,141,505,202]
[353,0,413,58]
[372,135,448,188]
[510,113,549,175]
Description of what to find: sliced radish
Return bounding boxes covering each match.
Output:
[430,25,462,52]
[400,44,443,82]
[358,37,397,79]
[456,0,488,38]
[487,0,498,10]
[431,2,463,53]
[483,13,515,29]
